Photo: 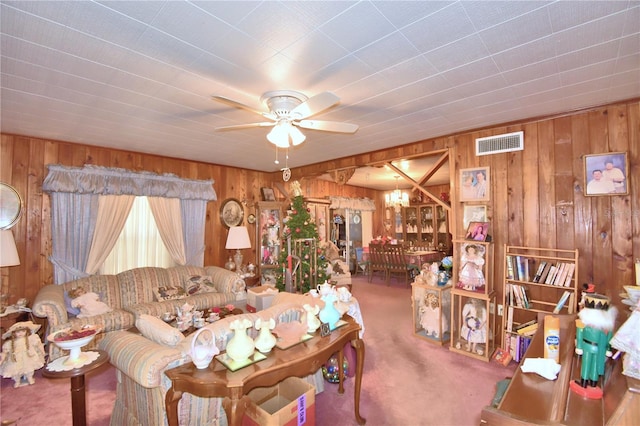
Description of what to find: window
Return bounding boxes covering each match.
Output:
[100,196,175,275]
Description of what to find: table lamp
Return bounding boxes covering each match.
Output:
[0,229,20,311]
[225,226,251,271]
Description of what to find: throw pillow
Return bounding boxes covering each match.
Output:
[135,314,184,347]
[152,285,187,302]
[183,275,217,296]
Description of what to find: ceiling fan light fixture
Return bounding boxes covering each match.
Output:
[289,125,306,146]
[267,122,291,148]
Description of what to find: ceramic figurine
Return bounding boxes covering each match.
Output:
[570,294,617,399]
[226,318,255,363]
[190,328,218,369]
[420,293,447,338]
[0,321,45,388]
[457,298,487,355]
[319,293,341,330]
[303,303,321,333]
[254,318,277,353]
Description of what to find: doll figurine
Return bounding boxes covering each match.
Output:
[458,244,486,291]
[456,298,487,355]
[420,293,448,338]
[570,294,617,399]
[68,286,112,318]
[0,321,45,388]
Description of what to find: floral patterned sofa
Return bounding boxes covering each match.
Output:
[98,292,325,426]
[32,265,244,359]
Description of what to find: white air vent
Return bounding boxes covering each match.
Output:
[476,131,524,156]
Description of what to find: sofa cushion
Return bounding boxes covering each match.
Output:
[183,275,217,296]
[135,314,184,347]
[152,285,187,302]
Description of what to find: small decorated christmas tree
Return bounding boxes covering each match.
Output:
[276,182,328,293]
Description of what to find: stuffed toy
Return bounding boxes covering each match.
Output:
[0,321,45,388]
[68,287,112,318]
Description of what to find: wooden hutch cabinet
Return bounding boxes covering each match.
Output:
[401,204,450,252]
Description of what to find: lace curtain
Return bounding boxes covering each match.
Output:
[328,196,376,211]
[43,164,216,284]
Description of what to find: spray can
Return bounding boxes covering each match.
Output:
[544,315,560,363]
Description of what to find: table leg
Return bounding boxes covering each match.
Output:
[165,386,182,426]
[69,374,86,426]
[222,394,252,426]
[353,338,367,425]
[338,348,345,394]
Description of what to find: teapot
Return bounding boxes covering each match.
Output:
[317,281,334,297]
[190,328,219,369]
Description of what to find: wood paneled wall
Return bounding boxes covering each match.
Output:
[1,99,638,332]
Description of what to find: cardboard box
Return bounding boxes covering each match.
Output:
[246,286,279,312]
[242,377,315,426]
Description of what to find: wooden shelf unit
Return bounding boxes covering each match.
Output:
[501,245,579,358]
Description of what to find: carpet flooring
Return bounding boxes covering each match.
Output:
[0,274,516,425]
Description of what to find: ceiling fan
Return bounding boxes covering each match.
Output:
[211,90,359,148]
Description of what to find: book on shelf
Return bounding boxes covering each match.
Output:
[514,318,537,331]
[518,335,533,361]
[492,347,513,366]
[544,264,558,284]
[532,261,547,283]
[506,305,514,332]
[563,263,576,287]
[516,322,539,336]
[552,290,572,313]
[506,255,515,280]
[554,263,568,286]
[538,262,552,284]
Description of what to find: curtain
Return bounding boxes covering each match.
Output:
[49,193,99,284]
[329,196,376,211]
[85,195,135,274]
[44,164,217,284]
[182,199,208,266]
[147,197,186,265]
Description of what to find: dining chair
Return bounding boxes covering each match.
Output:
[354,247,369,276]
[368,243,387,282]
[384,244,413,287]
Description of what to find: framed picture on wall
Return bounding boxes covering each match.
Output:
[463,205,487,229]
[584,152,628,196]
[465,222,490,242]
[261,187,276,201]
[459,167,490,202]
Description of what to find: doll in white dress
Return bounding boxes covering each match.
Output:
[457,298,487,355]
[458,244,486,291]
[0,321,45,388]
[68,287,112,318]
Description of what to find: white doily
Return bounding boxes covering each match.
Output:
[46,350,100,372]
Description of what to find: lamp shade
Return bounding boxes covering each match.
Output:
[0,230,20,267]
[225,226,251,250]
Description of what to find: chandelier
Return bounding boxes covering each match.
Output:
[385,176,409,212]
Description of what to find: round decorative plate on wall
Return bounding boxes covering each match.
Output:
[0,183,23,229]
[220,198,244,228]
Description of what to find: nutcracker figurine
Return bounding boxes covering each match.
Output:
[569,293,617,399]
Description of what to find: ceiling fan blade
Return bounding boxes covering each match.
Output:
[296,120,359,133]
[211,96,276,120]
[290,92,340,119]
[215,122,275,131]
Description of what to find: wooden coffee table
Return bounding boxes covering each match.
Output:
[165,315,366,426]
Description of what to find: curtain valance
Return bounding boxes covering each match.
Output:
[329,196,376,211]
[43,164,216,200]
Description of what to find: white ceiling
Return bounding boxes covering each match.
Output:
[1,1,639,190]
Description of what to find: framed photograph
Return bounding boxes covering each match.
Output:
[459,167,490,202]
[584,152,628,196]
[463,205,487,229]
[320,323,331,337]
[220,198,244,228]
[261,187,276,201]
[465,221,490,242]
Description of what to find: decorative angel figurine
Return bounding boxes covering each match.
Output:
[303,303,321,333]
